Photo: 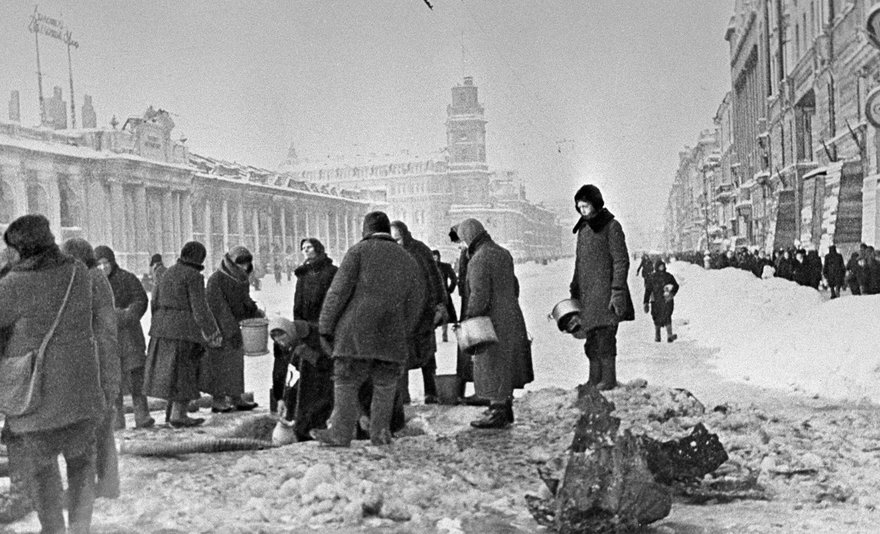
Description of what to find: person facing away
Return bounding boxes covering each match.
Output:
[432,249,458,343]
[643,259,679,343]
[150,253,167,287]
[62,238,122,500]
[390,220,447,405]
[315,211,424,447]
[200,245,261,413]
[0,215,108,534]
[636,253,654,290]
[823,245,846,299]
[456,218,534,429]
[569,184,634,391]
[144,241,222,428]
[93,245,154,430]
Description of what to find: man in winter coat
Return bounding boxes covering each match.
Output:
[390,220,447,405]
[315,211,424,446]
[0,215,109,533]
[94,245,154,429]
[643,260,679,343]
[150,253,167,288]
[432,249,458,343]
[823,245,846,298]
[457,218,533,428]
[569,184,635,391]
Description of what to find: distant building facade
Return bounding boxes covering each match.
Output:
[665,0,880,258]
[0,104,371,275]
[280,77,567,262]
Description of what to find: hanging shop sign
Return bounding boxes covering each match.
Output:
[28,7,78,48]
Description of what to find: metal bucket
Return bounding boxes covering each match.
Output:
[455,316,498,352]
[240,318,270,356]
[435,374,461,405]
[550,298,582,331]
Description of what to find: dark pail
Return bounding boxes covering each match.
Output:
[435,374,461,405]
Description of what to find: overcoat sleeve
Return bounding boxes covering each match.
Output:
[187,272,220,340]
[464,253,492,319]
[206,274,239,341]
[318,249,359,338]
[116,272,148,327]
[608,222,630,291]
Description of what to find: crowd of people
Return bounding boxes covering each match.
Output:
[0,182,639,532]
[657,242,880,298]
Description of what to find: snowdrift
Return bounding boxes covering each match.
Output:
[668,261,880,404]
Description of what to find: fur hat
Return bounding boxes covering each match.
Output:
[94,245,116,265]
[150,253,163,266]
[362,211,391,237]
[449,226,460,243]
[227,245,253,265]
[390,220,410,237]
[180,241,207,267]
[62,238,97,269]
[3,214,56,259]
[457,218,486,244]
[574,184,604,211]
[299,238,325,255]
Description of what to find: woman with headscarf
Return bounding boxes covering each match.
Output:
[0,215,108,533]
[456,218,533,429]
[61,238,122,499]
[200,245,262,413]
[144,241,222,427]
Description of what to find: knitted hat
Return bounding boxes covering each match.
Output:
[62,238,97,269]
[574,184,604,211]
[180,241,207,266]
[362,211,391,237]
[299,238,325,255]
[94,245,116,264]
[227,245,253,265]
[3,214,56,259]
[150,253,163,266]
[456,218,486,245]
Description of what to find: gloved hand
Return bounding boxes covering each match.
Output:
[433,304,449,327]
[643,302,650,314]
[608,289,629,318]
[564,314,582,334]
[206,331,223,349]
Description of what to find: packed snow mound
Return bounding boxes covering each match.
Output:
[668,261,880,404]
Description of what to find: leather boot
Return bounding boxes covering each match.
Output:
[505,398,514,424]
[132,395,155,429]
[113,396,125,430]
[654,325,662,342]
[587,357,601,387]
[597,357,617,391]
[470,403,511,429]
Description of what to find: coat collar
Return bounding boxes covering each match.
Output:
[294,253,332,277]
[466,230,491,256]
[177,258,205,272]
[363,232,396,243]
[10,245,71,272]
[572,208,615,234]
[219,254,250,283]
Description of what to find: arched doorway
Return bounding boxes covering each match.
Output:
[26,183,49,216]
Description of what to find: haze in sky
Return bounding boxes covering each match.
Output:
[0,1,732,249]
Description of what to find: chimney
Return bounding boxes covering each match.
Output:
[8,90,20,122]
[81,94,97,128]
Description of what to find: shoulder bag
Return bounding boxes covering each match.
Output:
[0,266,77,417]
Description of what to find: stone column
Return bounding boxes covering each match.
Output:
[304,207,311,237]
[163,189,174,258]
[181,191,193,244]
[8,167,27,219]
[237,198,245,246]
[203,199,213,268]
[109,180,126,252]
[43,172,62,244]
[334,210,341,254]
[267,204,275,258]
[171,191,181,255]
[323,210,331,256]
[221,198,230,251]
[134,185,148,270]
[252,207,260,262]
[280,204,288,256]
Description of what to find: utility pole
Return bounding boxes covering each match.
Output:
[32,15,46,126]
[67,39,76,128]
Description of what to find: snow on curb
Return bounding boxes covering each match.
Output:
[668,261,880,404]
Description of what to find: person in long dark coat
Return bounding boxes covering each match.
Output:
[636,254,653,291]
[62,238,122,500]
[449,227,483,404]
[285,237,337,441]
[93,245,153,429]
[805,250,823,289]
[456,218,533,428]
[846,252,863,295]
[390,220,447,405]
[144,241,221,427]
[201,245,261,412]
[791,249,812,287]
[432,249,458,343]
[315,211,424,447]
[643,260,679,343]
[569,185,634,391]
[823,245,846,298]
[0,215,108,533]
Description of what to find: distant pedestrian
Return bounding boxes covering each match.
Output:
[390,220,447,405]
[636,253,653,290]
[791,249,811,287]
[569,184,635,390]
[94,245,154,430]
[0,215,108,533]
[456,218,533,428]
[144,241,222,428]
[845,252,862,295]
[273,260,283,285]
[823,245,845,298]
[314,211,424,446]
[432,249,458,343]
[200,246,261,413]
[150,253,167,288]
[643,259,679,342]
[775,249,794,280]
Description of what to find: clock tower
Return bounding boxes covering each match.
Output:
[446,76,487,171]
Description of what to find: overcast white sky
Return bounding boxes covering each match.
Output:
[0,1,733,249]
